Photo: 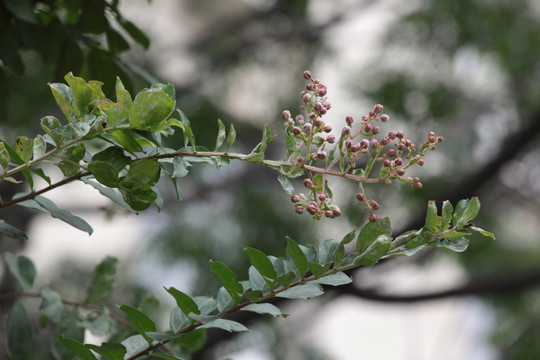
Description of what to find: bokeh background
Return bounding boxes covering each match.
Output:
[2,0,540,359]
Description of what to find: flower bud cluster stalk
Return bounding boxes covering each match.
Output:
[282,71,443,221]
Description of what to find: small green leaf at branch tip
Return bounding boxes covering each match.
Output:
[34,196,94,235]
[425,200,438,227]
[4,252,36,291]
[58,337,98,360]
[210,260,244,294]
[215,119,226,150]
[470,226,496,239]
[453,197,481,228]
[129,87,176,130]
[355,234,392,266]
[226,123,236,151]
[40,288,64,323]
[64,72,93,117]
[86,343,126,360]
[357,217,392,253]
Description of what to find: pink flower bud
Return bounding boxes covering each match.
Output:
[324,102,332,110]
[362,115,370,121]
[372,126,380,134]
[345,139,353,149]
[396,131,404,139]
[394,158,403,166]
[324,124,332,133]
[303,123,313,132]
[342,126,351,136]
[388,131,397,140]
[380,114,389,122]
[364,123,372,132]
[346,115,354,125]
[371,201,380,210]
[325,210,334,218]
[369,213,378,222]
[357,193,366,201]
[303,70,313,79]
[417,158,424,166]
[387,148,396,157]
[293,126,302,135]
[314,101,323,112]
[316,150,327,160]
[304,178,313,188]
[295,114,304,123]
[303,93,311,102]
[318,193,327,202]
[296,206,304,214]
[396,168,405,176]
[314,118,323,127]
[291,195,300,203]
[281,110,291,120]
[326,134,336,143]
[360,139,369,149]
[415,182,423,190]
[384,159,391,167]
[370,139,379,148]
[332,207,341,217]
[374,104,383,114]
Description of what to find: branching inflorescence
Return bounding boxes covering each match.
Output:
[280,70,444,221]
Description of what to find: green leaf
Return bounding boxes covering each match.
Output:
[110,129,143,153]
[40,116,64,146]
[119,159,161,191]
[170,307,191,332]
[86,256,117,304]
[210,260,243,295]
[57,337,97,360]
[122,335,148,359]
[52,122,91,140]
[34,195,93,234]
[242,303,282,317]
[57,142,86,176]
[357,217,392,253]
[244,124,274,162]
[436,236,470,252]
[174,328,206,352]
[470,226,496,239]
[88,80,106,101]
[40,288,64,323]
[454,197,481,228]
[7,301,33,358]
[81,178,135,212]
[200,319,248,333]
[64,72,93,117]
[216,287,235,312]
[425,200,438,227]
[80,312,112,336]
[119,305,157,342]
[0,220,28,240]
[286,236,308,277]
[120,19,150,49]
[194,296,217,315]
[88,146,131,187]
[120,187,157,211]
[151,352,185,360]
[53,309,84,359]
[245,247,277,279]
[276,272,296,289]
[49,82,73,120]
[225,123,236,151]
[318,239,338,265]
[334,229,356,266]
[129,88,176,130]
[86,343,126,360]
[172,157,190,178]
[441,200,453,230]
[165,287,200,316]
[278,174,294,196]
[308,262,330,278]
[276,284,324,299]
[4,252,36,290]
[0,142,9,171]
[215,119,227,150]
[405,226,437,250]
[15,136,34,163]
[248,266,270,292]
[107,28,130,53]
[388,230,418,252]
[355,234,392,266]
[313,272,352,286]
[33,134,47,160]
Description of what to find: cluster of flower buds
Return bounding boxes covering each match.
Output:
[281,71,444,222]
[290,178,341,220]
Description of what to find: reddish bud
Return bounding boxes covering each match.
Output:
[374,104,383,114]
[281,110,291,120]
[396,168,405,176]
[360,139,369,149]
[346,115,354,125]
[325,210,334,218]
[437,136,444,142]
[291,195,300,203]
[307,202,318,215]
[372,126,380,134]
[345,139,353,149]
[316,150,327,160]
[357,193,366,201]
[314,118,323,127]
[304,178,313,188]
[303,123,313,132]
[296,206,304,214]
[369,213,378,222]
[318,193,327,202]
[303,70,313,79]
[387,148,396,157]
[380,114,389,122]
[332,207,342,217]
[371,201,380,210]
[417,158,424,166]
[295,114,304,123]
[415,182,423,190]
[413,177,420,183]
[384,159,391,167]
[388,131,397,140]
[370,139,379,148]
[364,123,373,132]
[314,101,324,112]
[326,134,336,143]
[303,93,311,102]
[428,135,436,143]
[342,126,351,136]
[362,115,370,121]
[396,131,404,139]
[324,124,332,133]
[293,126,302,135]
[394,158,403,166]
[324,102,332,110]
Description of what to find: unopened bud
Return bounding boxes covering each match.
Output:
[326,134,336,143]
[346,115,354,125]
[370,139,379,148]
[369,213,378,222]
[388,131,397,140]
[303,123,313,132]
[291,195,300,203]
[394,158,403,166]
[396,168,405,176]
[281,110,291,120]
[303,70,313,79]
[380,114,389,122]
[293,126,302,135]
[296,206,304,214]
[325,210,334,218]
[374,104,383,114]
[372,126,380,134]
[324,124,332,133]
[396,131,404,139]
[417,158,424,166]
[364,123,372,132]
[318,193,327,202]
[304,178,313,188]
[357,193,366,201]
[387,148,396,157]
[316,150,327,160]
[415,182,423,190]
[332,207,341,217]
[342,126,351,136]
